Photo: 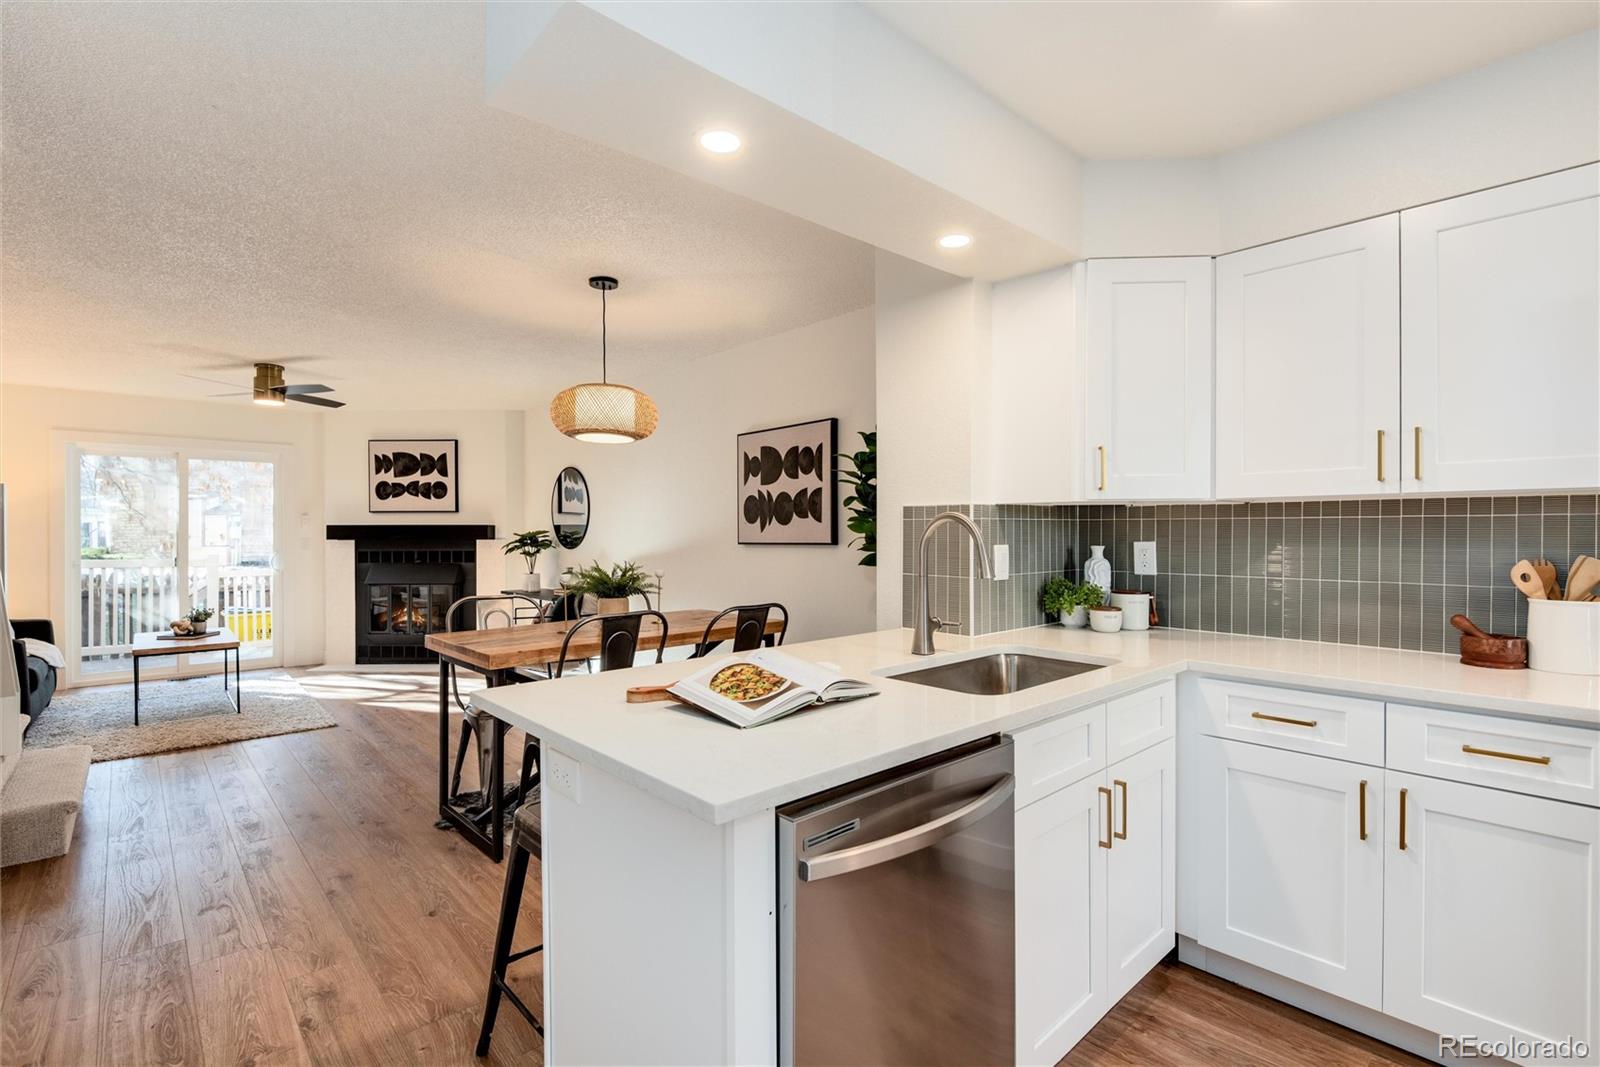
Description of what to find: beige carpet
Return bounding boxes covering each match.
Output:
[24,670,336,762]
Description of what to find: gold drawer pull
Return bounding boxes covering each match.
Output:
[1461,744,1552,766]
[1377,428,1386,483]
[1097,445,1107,493]
[1358,779,1367,841]
[1114,779,1128,841]
[1251,711,1318,729]
[1398,787,1408,851]
[1098,786,1113,849]
[1413,425,1422,481]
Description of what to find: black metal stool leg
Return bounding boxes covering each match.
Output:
[476,837,531,1056]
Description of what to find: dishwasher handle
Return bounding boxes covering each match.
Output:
[797,774,1015,882]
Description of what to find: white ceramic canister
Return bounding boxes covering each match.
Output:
[1110,591,1151,631]
[1527,599,1600,675]
[1088,606,1123,633]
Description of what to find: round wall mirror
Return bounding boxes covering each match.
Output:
[552,467,590,549]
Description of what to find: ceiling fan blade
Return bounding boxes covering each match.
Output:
[208,391,251,398]
[180,371,246,389]
[287,393,345,408]
[282,383,333,395]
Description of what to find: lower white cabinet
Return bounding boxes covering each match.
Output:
[1195,736,1384,1009]
[1016,737,1175,1066]
[1383,772,1600,1065]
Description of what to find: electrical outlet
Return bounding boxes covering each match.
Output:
[991,544,1010,581]
[1133,541,1158,575]
[548,749,581,803]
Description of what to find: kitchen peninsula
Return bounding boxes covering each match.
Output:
[474,623,1600,1066]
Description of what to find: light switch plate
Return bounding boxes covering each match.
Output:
[1133,541,1158,575]
[992,544,1010,581]
[548,749,581,803]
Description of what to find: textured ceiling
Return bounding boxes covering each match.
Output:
[868,1,1600,159]
[0,2,874,409]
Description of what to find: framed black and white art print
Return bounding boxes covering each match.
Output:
[369,439,459,513]
[737,418,837,545]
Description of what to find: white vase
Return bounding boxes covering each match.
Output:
[1059,606,1088,628]
[523,571,545,592]
[1084,545,1112,604]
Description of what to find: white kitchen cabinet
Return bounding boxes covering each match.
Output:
[1016,773,1108,1067]
[1106,738,1176,1003]
[1196,736,1384,1008]
[1383,772,1600,1066]
[1084,259,1213,500]
[1215,216,1400,498]
[1401,164,1600,493]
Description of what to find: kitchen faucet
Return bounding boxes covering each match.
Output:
[911,510,994,655]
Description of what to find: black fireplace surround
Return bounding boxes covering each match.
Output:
[328,524,493,664]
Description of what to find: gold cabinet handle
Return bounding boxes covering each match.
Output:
[1398,787,1408,851]
[1377,429,1386,483]
[1097,445,1107,493]
[1114,779,1128,841]
[1413,425,1422,481]
[1358,779,1367,841]
[1250,711,1318,729]
[1098,785,1113,849]
[1462,744,1552,766]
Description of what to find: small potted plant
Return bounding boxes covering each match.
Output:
[561,560,660,615]
[502,529,555,591]
[1040,578,1104,628]
[173,604,215,636]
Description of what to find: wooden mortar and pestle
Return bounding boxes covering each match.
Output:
[1450,614,1527,670]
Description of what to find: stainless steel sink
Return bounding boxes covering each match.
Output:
[889,652,1105,696]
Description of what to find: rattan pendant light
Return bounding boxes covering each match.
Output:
[550,276,659,443]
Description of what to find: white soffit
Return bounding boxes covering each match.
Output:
[485,1,1083,279]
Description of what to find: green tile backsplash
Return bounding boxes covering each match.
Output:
[903,495,1600,652]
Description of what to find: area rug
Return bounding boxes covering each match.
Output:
[24,671,336,762]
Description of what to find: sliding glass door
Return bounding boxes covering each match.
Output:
[70,443,280,685]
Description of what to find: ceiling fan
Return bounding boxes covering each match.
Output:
[185,362,345,408]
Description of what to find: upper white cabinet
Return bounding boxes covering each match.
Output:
[1215,216,1400,498]
[1083,258,1214,500]
[1401,164,1600,493]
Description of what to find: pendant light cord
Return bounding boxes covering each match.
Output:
[600,286,608,384]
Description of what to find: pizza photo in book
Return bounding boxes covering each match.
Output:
[667,649,878,729]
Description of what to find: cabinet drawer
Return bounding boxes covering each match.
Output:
[1012,703,1106,809]
[1105,680,1176,765]
[1197,678,1384,765]
[1388,704,1600,807]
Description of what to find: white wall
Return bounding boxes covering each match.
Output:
[526,306,877,645]
[1083,30,1600,257]
[0,384,327,670]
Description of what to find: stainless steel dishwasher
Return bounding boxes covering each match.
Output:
[778,736,1015,1066]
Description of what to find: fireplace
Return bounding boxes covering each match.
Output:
[329,524,493,664]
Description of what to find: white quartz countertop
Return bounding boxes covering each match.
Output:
[472,625,1600,825]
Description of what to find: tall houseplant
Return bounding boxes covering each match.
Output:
[561,560,661,615]
[502,529,555,591]
[838,430,876,567]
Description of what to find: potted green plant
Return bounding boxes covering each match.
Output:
[502,529,555,591]
[172,603,215,636]
[1040,578,1104,628]
[561,560,660,615]
[837,430,876,567]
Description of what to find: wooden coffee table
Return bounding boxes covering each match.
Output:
[130,631,242,725]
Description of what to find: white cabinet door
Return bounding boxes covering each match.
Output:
[1401,164,1600,493]
[1196,737,1384,1008]
[1106,739,1176,1003]
[1216,216,1400,498]
[1015,775,1109,1067]
[1384,772,1600,1066]
[1084,258,1214,500]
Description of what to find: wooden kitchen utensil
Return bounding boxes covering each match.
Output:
[1511,560,1547,600]
[1533,558,1561,600]
[625,684,677,703]
[1451,614,1528,669]
[1565,555,1600,603]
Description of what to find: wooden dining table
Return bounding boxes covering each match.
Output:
[425,609,784,860]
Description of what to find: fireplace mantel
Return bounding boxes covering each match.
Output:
[326,524,495,541]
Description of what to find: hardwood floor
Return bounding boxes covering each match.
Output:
[2,669,1424,1067]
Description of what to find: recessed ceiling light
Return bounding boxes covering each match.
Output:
[938,233,972,250]
[698,129,742,155]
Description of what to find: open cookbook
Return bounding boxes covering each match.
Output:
[666,649,878,728]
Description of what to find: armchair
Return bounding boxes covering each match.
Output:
[12,619,59,730]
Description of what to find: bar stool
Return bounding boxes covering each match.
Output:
[690,602,789,658]
[474,799,543,1055]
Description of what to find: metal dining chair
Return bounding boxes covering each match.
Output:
[690,602,789,658]
[440,593,542,831]
[476,608,669,1058]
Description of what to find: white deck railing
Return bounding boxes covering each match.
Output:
[79,560,275,660]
